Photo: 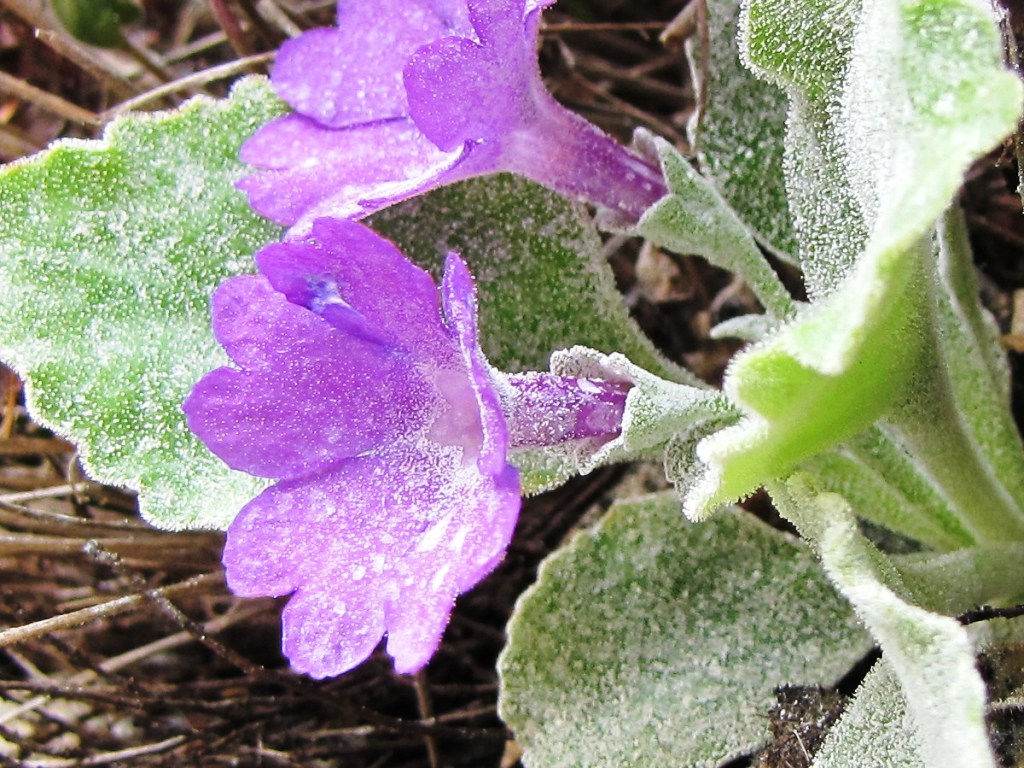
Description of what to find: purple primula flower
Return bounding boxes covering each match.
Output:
[239,0,666,236]
[184,217,630,678]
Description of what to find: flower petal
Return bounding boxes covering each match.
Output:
[404,0,537,151]
[441,253,511,476]
[282,584,386,678]
[270,1,472,128]
[255,218,456,363]
[183,275,423,478]
[238,115,460,227]
[222,442,521,677]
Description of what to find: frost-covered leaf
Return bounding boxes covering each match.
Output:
[740,0,864,296]
[0,77,286,529]
[709,313,779,342]
[802,428,974,553]
[742,0,1021,295]
[685,0,1023,517]
[499,492,868,768]
[812,662,924,768]
[773,476,996,768]
[687,0,795,259]
[686,243,926,518]
[370,175,693,384]
[892,541,1024,615]
[881,209,1024,542]
[638,138,795,319]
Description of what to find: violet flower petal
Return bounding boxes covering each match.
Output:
[184,275,422,479]
[441,252,512,476]
[238,115,460,227]
[271,2,472,127]
[223,439,519,677]
[404,0,666,220]
[256,217,455,362]
[240,0,665,229]
[187,222,525,677]
[403,0,541,151]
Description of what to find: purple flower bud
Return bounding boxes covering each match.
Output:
[239,0,666,236]
[184,217,630,677]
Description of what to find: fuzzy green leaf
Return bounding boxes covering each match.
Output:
[499,492,868,768]
[812,662,924,768]
[370,174,692,384]
[638,138,795,319]
[688,0,796,259]
[685,0,1023,518]
[0,77,286,529]
[880,208,1024,542]
[773,476,996,768]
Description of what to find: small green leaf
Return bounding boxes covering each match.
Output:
[370,175,695,385]
[638,138,795,319]
[893,541,1024,616]
[688,0,796,260]
[686,240,927,518]
[802,434,973,552]
[772,476,996,768]
[812,662,924,768]
[499,492,868,768]
[0,77,286,529]
[51,0,140,47]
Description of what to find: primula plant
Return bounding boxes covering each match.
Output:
[1,0,1024,764]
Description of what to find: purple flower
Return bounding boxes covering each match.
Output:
[184,217,629,677]
[239,0,666,235]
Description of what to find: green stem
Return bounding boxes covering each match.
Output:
[807,428,975,551]
[893,543,1024,615]
[885,208,1024,543]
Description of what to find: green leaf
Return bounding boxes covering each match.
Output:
[742,0,1021,296]
[686,240,927,518]
[637,138,795,319]
[772,476,996,768]
[51,0,140,48]
[0,77,286,529]
[892,541,1024,616]
[812,662,924,768]
[881,208,1024,542]
[741,0,865,297]
[687,0,796,260]
[498,492,869,768]
[685,0,1023,518]
[370,174,694,385]
[802,427,974,552]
